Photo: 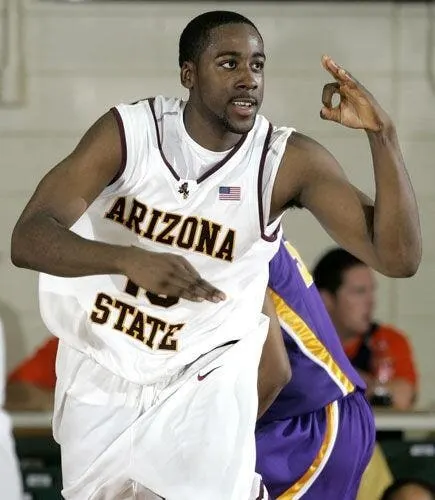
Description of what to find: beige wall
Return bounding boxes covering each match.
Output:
[0,1,433,405]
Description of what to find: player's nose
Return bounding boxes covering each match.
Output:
[235,67,258,90]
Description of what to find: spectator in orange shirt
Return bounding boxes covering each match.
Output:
[6,337,58,411]
[312,248,417,410]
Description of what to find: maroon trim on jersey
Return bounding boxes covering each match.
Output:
[129,97,152,105]
[148,97,248,184]
[257,122,280,242]
[148,98,181,181]
[108,107,127,186]
[256,480,265,500]
[197,133,247,183]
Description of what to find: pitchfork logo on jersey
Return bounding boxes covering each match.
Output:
[178,182,189,199]
[219,186,241,201]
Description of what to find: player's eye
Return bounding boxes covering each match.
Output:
[252,61,265,71]
[221,60,237,69]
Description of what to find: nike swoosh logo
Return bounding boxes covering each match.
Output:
[197,366,221,381]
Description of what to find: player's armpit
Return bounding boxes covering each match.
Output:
[257,289,291,420]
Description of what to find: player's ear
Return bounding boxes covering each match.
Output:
[180,61,195,90]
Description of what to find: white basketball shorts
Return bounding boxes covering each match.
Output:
[53,318,270,500]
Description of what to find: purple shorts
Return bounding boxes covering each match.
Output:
[256,390,375,499]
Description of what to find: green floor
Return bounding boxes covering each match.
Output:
[380,439,435,483]
[16,436,62,500]
[14,436,435,499]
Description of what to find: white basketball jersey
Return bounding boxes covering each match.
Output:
[39,96,294,385]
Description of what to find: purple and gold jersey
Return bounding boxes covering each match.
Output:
[259,239,365,424]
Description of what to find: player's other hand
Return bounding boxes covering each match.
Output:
[121,246,226,303]
[320,54,392,132]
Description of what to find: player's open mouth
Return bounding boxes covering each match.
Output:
[230,98,256,117]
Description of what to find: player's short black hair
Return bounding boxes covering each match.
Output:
[178,10,261,68]
[312,247,364,294]
[381,478,435,500]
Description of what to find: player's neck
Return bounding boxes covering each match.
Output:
[183,102,242,152]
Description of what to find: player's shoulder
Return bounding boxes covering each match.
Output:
[271,123,296,142]
[253,114,295,160]
[284,130,322,154]
[278,130,340,182]
[114,95,183,116]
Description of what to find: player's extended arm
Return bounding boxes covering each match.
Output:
[257,289,291,419]
[272,55,421,278]
[11,111,224,302]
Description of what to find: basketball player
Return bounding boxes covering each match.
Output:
[257,239,374,499]
[11,10,420,500]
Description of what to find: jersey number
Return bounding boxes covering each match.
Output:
[124,279,179,308]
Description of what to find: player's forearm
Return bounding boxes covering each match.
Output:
[11,213,129,277]
[368,122,422,277]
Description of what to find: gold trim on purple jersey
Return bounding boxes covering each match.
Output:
[269,289,355,396]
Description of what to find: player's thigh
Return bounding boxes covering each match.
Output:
[58,389,140,494]
[130,332,265,500]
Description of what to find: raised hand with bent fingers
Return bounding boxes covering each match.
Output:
[320,54,391,132]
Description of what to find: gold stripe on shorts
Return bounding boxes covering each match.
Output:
[277,400,339,499]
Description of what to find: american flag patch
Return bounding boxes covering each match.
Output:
[219,186,241,201]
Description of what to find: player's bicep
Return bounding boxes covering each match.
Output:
[302,165,371,245]
[17,110,123,229]
[290,134,378,267]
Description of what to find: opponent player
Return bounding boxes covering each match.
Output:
[11,10,421,500]
[257,239,374,499]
